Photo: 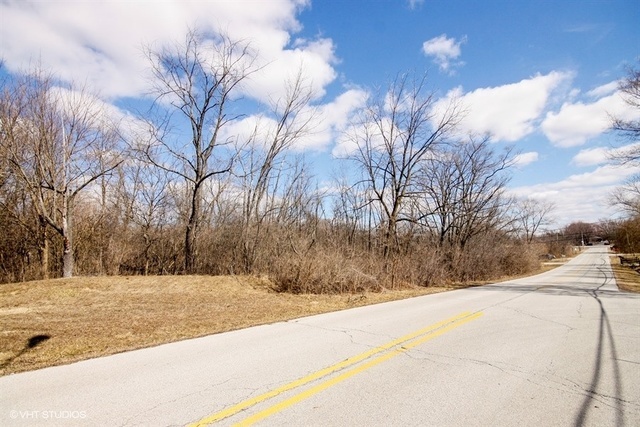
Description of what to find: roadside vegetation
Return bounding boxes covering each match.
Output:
[0,245,624,377]
[2,35,637,293]
[0,275,455,376]
[1,32,638,373]
[610,254,640,293]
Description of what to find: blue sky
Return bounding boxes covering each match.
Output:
[1,0,639,227]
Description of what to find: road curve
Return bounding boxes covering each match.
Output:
[1,247,639,426]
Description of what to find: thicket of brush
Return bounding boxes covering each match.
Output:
[1,193,547,292]
[6,34,635,290]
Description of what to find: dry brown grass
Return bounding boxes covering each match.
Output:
[0,275,452,376]
[610,255,640,293]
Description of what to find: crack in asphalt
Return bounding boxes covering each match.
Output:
[501,306,577,330]
[401,350,639,415]
[289,319,396,350]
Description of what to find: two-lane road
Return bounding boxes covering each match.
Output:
[2,247,639,426]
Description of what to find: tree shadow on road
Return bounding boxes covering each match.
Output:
[465,265,629,426]
[573,276,625,426]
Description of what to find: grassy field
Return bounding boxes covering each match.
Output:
[0,275,452,376]
[610,254,640,293]
[2,256,637,377]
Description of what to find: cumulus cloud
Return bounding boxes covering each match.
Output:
[572,142,640,167]
[541,90,638,147]
[509,163,636,225]
[571,147,610,166]
[0,0,336,105]
[513,152,539,167]
[587,81,619,98]
[245,37,338,103]
[221,87,368,153]
[0,0,370,157]
[422,34,466,74]
[434,71,572,142]
[301,88,369,151]
[332,115,392,158]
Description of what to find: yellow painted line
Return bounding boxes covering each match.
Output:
[188,311,477,427]
[234,311,483,426]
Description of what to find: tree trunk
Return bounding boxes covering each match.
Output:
[61,207,74,278]
[185,220,195,274]
[382,216,397,273]
[185,184,201,274]
[38,216,49,280]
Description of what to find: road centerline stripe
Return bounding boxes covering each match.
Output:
[188,311,478,426]
[233,311,484,426]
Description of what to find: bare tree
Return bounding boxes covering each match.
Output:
[606,62,640,220]
[610,179,640,217]
[236,70,316,272]
[141,30,258,273]
[610,62,640,149]
[124,159,172,275]
[564,221,595,246]
[345,72,461,267]
[418,137,515,250]
[512,199,556,243]
[331,179,370,249]
[1,68,122,278]
[0,167,42,281]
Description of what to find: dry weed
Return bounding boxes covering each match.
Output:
[610,255,640,293]
[0,275,449,375]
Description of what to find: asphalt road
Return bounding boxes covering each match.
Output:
[1,246,639,426]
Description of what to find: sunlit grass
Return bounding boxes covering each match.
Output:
[610,255,640,293]
[0,275,451,375]
[3,254,626,376]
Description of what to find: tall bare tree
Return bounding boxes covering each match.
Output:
[1,69,122,277]
[608,61,640,219]
[124,159,172,275]
[346,72,461,266]
[236,70,316,272]
[418,137,515,249]
[141,30,258,273]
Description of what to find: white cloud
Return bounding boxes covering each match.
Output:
[513,152,539,167]
[572,147,610,166]
[408,0,425,9]
[509,163,636,225]
[332,116,393,158]
[422,34,466,73]
[312,88,368,150]
[541,90,638,147]
[587,81,619,98]
[292,87,369,151]
[221,87,368,153]
[572,142,640,167]
[435,71,572,142]
[324,89,370,131]
[0,0,336,105]
[245,37,338,103]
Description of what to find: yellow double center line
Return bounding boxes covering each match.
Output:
[189,310,483,426]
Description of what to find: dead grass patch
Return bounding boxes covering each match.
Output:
[0,275,452,376]
[610,255,640,293]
